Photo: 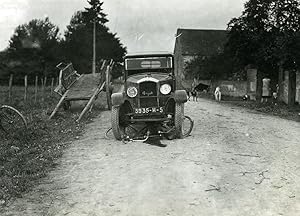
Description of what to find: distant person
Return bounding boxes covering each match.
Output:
[272,84,279,103]
[214,86,221,101]
[272,90,278,100]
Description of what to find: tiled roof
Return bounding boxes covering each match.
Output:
[175,28,228,56]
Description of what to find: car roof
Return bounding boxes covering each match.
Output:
[125,51,173,58]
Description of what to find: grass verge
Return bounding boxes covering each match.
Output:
[0,92,106,206]
[198,93,300,122]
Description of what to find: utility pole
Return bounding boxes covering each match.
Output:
[92,21,96,76]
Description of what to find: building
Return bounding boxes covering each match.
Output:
[279,70,300,105]
[173,28,228,89]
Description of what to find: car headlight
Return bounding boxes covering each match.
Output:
[160,84,171,95]
[127,86,138,98]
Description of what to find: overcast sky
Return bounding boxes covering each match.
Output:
[0,0,247,52]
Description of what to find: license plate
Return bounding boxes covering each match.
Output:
[134,107,163,114]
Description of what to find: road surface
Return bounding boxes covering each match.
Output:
[2,99,300,216]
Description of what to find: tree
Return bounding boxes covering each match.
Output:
[82,0,108,25]
[9,18,60,51]
[63,2,126,77]
[0,51,10,84]
[226,0,300,100]
[63,11,126,76]
[5,17,62,82]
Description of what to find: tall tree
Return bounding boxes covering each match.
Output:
[82,0,108,25]
[226,0,300,100]
[6,17,62,82]
[63,1,126,76]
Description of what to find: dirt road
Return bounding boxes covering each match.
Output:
[2,99,300,216]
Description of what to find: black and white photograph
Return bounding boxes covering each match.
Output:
[0,0,299,215]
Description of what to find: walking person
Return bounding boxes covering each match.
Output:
[214,86,221,101]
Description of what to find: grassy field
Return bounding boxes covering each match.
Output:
[0,85,107,205]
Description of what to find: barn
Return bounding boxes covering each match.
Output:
[173,28,228,90]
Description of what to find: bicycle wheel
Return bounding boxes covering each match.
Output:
[182,116,194,138]
[105,127,114,140]
[0,105,27,134]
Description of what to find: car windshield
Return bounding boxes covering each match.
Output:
[125,56,173,76]
[126,68,172,77]
[126,56,172,68]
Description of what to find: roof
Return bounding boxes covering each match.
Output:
[175,28,228,56]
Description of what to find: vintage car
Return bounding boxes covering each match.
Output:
[111,52,188,140]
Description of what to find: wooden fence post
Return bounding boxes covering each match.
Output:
[50,78,54,95]
[8,74,13,102]
[24,75,28,101]
[44,77,47,87]
[34,76,38,103]
[44,76,47,98]
[41,77,45,102]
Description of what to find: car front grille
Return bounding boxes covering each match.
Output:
[140,97,158,107]
[139,81,158,107]
[139,81,157,97]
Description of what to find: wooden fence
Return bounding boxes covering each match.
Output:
[0,74,59,104]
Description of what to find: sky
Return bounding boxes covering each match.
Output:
[0,0,247,52]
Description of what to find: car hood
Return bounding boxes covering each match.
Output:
[127,73,171,84]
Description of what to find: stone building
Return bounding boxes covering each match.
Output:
[173,28,228,89]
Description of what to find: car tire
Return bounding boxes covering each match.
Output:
[175,102,184,138]
[111,105,122,140]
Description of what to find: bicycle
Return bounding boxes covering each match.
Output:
[0,105,27,135]
[182,115,194,138]
[105,115,194,142]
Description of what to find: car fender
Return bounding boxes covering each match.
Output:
[111,92,124,106]
[174,90,188,103]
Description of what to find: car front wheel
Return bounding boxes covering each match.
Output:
[174,102,184,138]
[111,105,123,140]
